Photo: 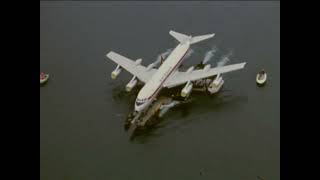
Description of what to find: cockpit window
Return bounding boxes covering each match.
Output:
[135,101,144,106]
[136,98,147,106]
[136,98,146,102]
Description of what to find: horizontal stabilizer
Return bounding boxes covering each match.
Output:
[169,30,215,44]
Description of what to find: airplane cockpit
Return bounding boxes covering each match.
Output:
[135,98,147,106]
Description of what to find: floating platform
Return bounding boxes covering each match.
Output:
[40,73,49,85]
[136,96,173,127]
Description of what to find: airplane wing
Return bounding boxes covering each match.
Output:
[106,51,157,83]
[164,63,246,88]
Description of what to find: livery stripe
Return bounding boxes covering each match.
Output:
[147,47,190,100]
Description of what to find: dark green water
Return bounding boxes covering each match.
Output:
[40,1,280,180]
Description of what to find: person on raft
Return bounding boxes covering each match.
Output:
[40,72,45,80]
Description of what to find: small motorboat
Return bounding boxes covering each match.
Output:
[256,69,267,85]
[40,72,49,85]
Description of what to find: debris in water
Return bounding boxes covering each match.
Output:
[158,100,180,118]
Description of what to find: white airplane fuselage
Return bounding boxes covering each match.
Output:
[134,42,190,112]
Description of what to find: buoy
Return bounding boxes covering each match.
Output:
[256,69,267,85]
[40,72,49,85]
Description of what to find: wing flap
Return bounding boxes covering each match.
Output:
[164,63,246,88]
[169,30,215,44]
[106,51,156,83]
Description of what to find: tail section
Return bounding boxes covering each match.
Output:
[169,30,215,45]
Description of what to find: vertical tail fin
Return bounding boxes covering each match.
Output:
[169,30,215,44]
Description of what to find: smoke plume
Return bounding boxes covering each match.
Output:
[202,46,218,64]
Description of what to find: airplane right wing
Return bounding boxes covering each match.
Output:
[164,63,246,88]
[106,51,157,83]
[169,30,215,45]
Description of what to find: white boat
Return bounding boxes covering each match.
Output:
[40,73,49,84]
[256,71,267,85]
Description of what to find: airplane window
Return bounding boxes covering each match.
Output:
[135,101,144,106]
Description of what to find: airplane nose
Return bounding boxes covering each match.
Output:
[134,105,142,112]
[134,103,144,112]
[134,100,150,112]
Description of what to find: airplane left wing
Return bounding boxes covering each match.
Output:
[106,51,157,83]
[164,63,246,88]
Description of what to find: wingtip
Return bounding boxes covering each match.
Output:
[169,30,175,34]
[242,62,247,68]
[106,51,114,58]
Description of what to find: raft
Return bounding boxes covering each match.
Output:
[40,73,49,84]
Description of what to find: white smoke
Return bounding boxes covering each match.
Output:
[217,51,233,67]
[184,49,194,60]
[202,46,218,64]
[154,48,173,65]
[152,48,193,67]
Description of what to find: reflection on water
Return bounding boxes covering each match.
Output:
[129,123,165,143]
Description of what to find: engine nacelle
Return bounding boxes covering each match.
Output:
[211,74,222,86]
[186,66,194,73]
[146,63,155,71]
[111,65,122,79]
[126,76,138,92]
[135,59,142,66]
[181,81,193,97]
[208,74,224,94]
[204,64,211,71]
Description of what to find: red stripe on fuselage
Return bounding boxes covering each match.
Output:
[146,47,190,100]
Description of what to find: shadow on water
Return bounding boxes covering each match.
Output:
[40,83,48,87]
[129,123,165,143]
[256,81,267,88]
[40,79,50,87]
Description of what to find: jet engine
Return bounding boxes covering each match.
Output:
[146,63,155,71]
[181,81,193,97]
[126,76,138,92]
[207,74,224,94]
[111,65,122,79]
[203,64,211,71]
[186,66,194,73]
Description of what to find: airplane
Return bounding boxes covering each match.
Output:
[106,30,246,113]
